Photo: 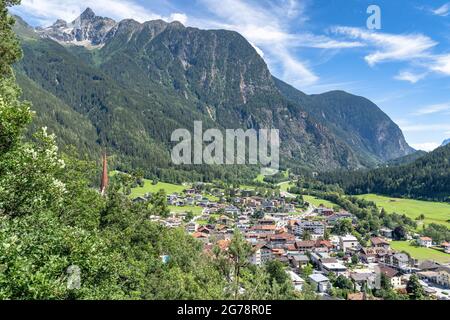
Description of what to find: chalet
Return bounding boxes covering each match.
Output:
[442,242,450,254]
[289,254,310,269]
[192,232,209,243]
[295,240,316,253]
[250,243,272,266]
[370,237,390,249]
[315,206,334,216]
[382,252,411,271]
[250,224,277,234]
[418,237,433,248]
[376,265,403,289]
[359,247,390,264]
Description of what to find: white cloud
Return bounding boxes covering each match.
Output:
[432,3,450,16]
[430,54,450,75]
[12,0,181,26]
[332,27,437,66]
[192,0,362,87]
[414,103,450,115]
[394,70,427,84]
[402,123,450,132]
[410,142,440,151]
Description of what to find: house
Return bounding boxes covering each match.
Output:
[250,224,277,234]
[294,221,325,240]
[382,252,411,271]
[350,272,377,291]
[441,242,450,254]
[132,196,147,203]
[185,222,198,233]
[418,237,433,248]
[250,243,272,266]
[376,265,404,289]
[418,268,450,288]
[224,206,240,215]
[370,237,390,249]
[287,270,305,292]
[339,235,360,253]
[326,212,353,225]
[289,254,310,270]
[359,247,390,264]
[315,206,334,216]
[321,262,347,276]
[308,273,331,293]
[380,228,393,239]
[192,232,209,243]
[295,240,316,253]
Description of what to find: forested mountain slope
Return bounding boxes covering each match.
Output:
[13,9,414,180]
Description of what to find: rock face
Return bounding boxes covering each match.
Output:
[37,8,116,46]
[14,9,415,174]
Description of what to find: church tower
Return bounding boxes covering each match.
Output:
[100,152,108,196]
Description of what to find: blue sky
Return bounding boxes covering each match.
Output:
[10,0,450,151]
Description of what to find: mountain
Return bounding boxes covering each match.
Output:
[442,139,450,147]
[319,144,450,201]
[386,150,428,167]
[35,8,116,46]
[12,9,414,180]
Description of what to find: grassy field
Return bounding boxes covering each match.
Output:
[303,195,337,209]
[130,179,187,198]
[356,194,450,228]
[391,241,450,263]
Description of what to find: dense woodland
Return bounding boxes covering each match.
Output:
[318,145,450,202]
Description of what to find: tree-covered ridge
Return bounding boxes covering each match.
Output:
[12,10,413,182]
[319,144,450,202]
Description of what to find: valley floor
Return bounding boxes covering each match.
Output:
[356,194,450,228]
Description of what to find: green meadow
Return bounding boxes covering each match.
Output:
[391,241,450,263]
[356,194,450,228]
[303,195,337,209]
[129,179,187,198]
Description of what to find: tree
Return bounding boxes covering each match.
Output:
[184,211,194,222]
[332,218,354,235]
[380,272,392,291]
[351,254,359,265]
[406,275,425,300]
[301,264,314,278]
[265,260,288,285]
[302,230,312,241]
[228,229,253,299]
[150,189,170,218]
[393,226,408,241]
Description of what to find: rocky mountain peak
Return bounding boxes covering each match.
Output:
[79,7,96,20]
[37,8,116,47]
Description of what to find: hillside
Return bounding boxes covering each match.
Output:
[320,144,450,201]
[13,9,414,180]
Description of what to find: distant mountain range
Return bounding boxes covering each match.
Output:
[12,9,415,178]
[442,139,450,147]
